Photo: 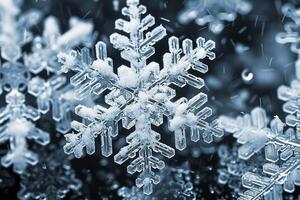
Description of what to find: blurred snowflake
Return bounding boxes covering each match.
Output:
[0,0,95,174]
[178,0,252,34]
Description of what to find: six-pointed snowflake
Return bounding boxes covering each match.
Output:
[58,0,223,194]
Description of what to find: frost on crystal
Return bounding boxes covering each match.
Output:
[178,0,252,34]
[18,144,82,200]
[219,107,300,199]
[219,107,273,160]
[59,0,223,194]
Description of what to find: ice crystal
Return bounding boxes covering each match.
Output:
[18,144,82,200]
[178,0,252,34]
[277,64,300,139]
[219,108,300,200]
[58,0,223,194]
[219,108,276,160]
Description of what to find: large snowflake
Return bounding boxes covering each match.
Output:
[58,0,223,195]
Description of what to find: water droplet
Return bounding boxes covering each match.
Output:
[241,69,254,83]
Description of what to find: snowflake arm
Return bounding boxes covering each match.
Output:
[277,79,300,138]
[63,105,120,158]
[114,128,175,195]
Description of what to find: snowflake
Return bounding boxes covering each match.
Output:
[219,107,300,199]
[58,0,223,195]
[0,89,50,174]
[18,144,82,200]
[178,0,252,34]
[0,25,49,175]
[25,15,95,134]
[0,1,49,173]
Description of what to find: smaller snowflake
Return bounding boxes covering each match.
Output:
[178,0,252,34]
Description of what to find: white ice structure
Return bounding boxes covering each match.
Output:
[58,0,223,195]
